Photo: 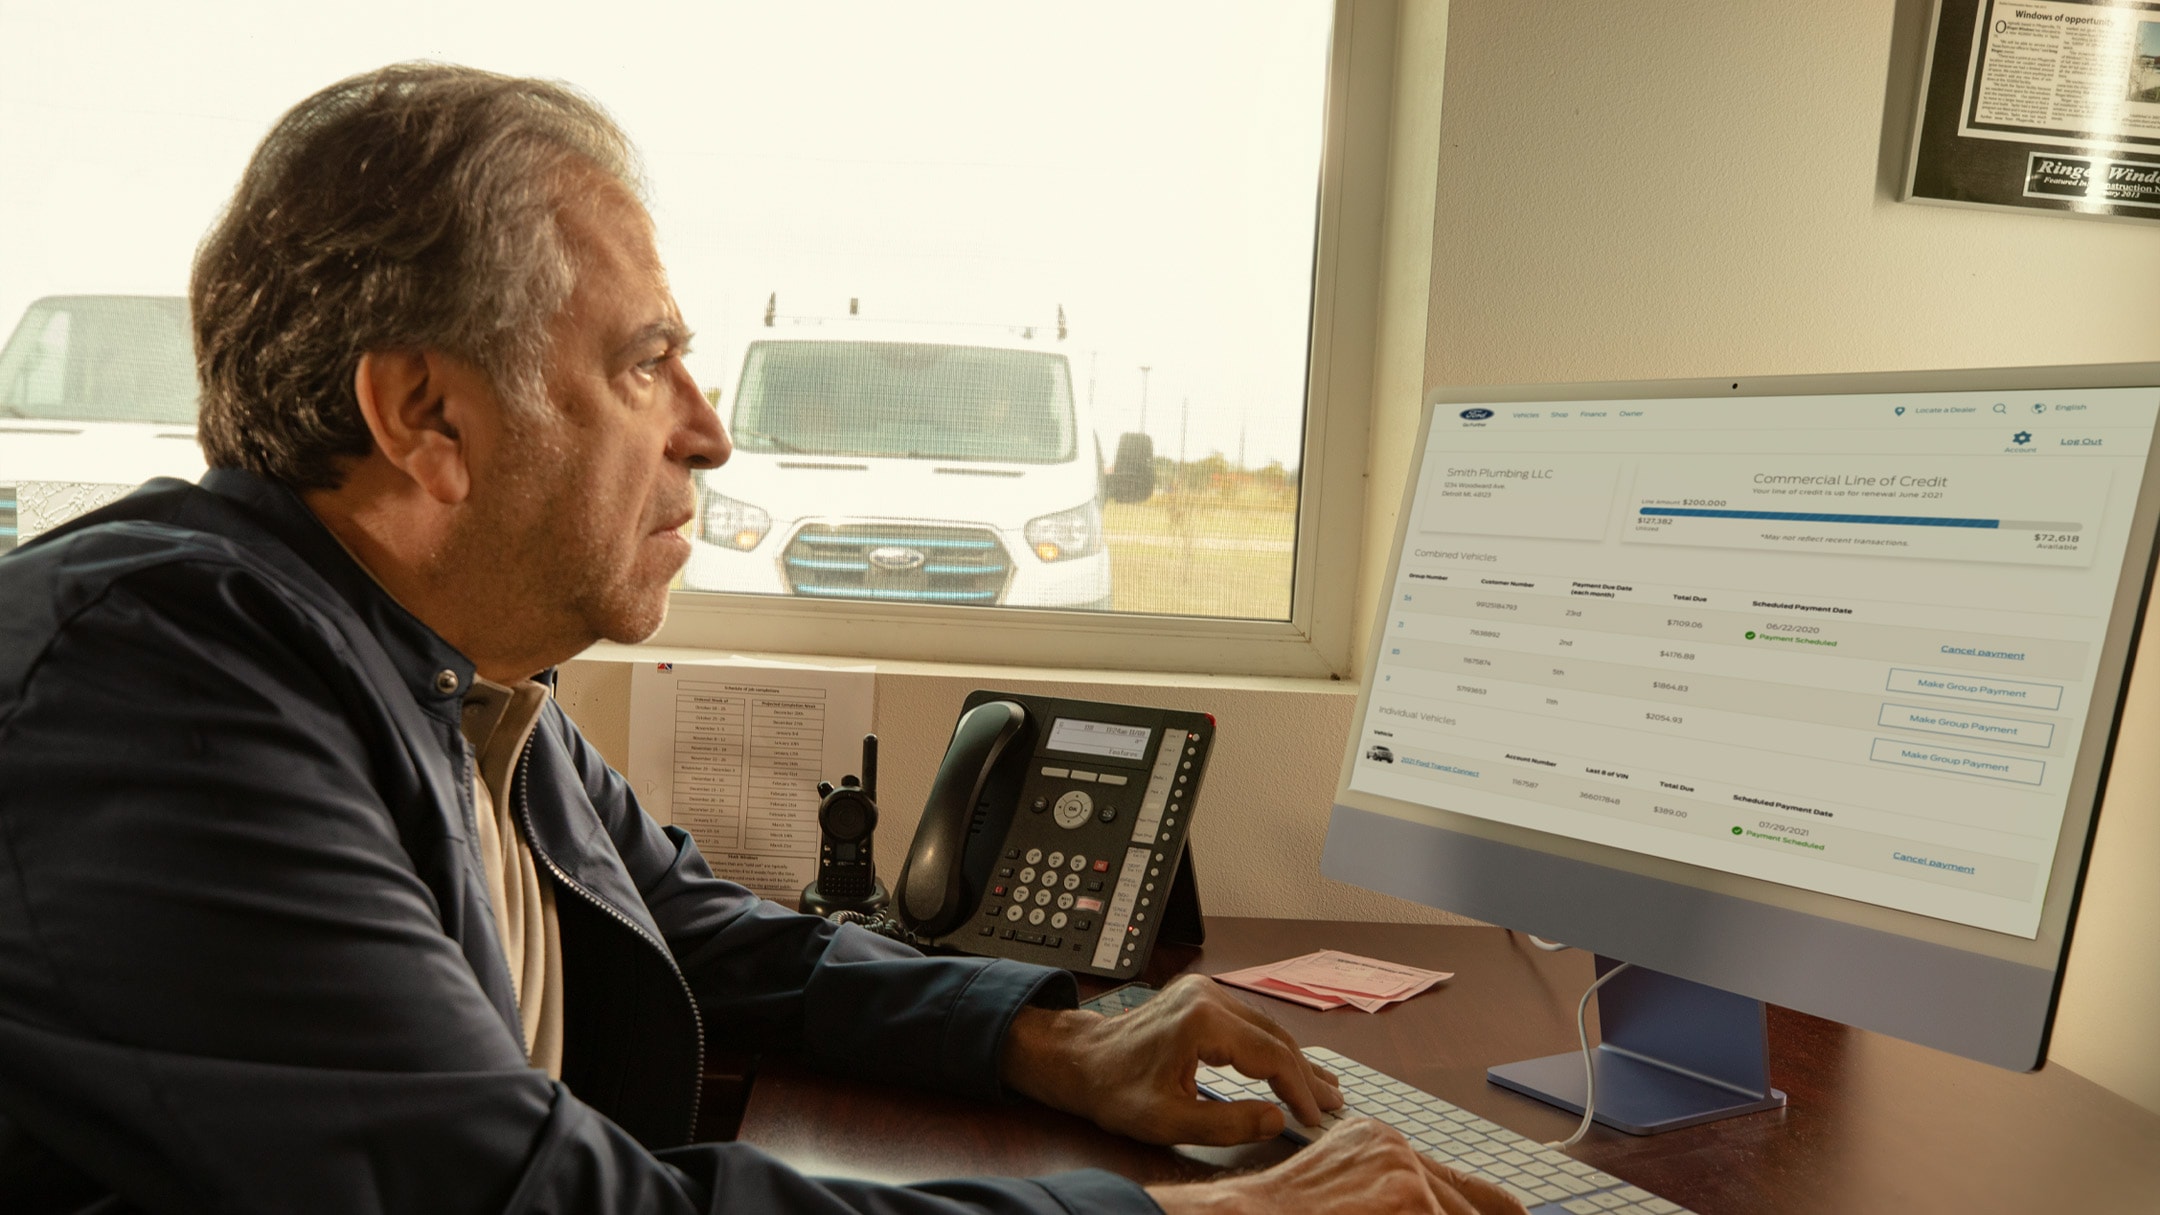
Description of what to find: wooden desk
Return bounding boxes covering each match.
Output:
[738,919,2160,1212]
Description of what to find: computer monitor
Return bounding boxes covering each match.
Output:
[1323,364,2160,1133]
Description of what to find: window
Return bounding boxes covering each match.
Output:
[0,0,1394,673]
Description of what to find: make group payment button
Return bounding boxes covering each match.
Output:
[1885,667,2063,710]
[1869,738,2045,785]
[1877,703,2055,748]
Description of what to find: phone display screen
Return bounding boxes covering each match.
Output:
[1048,718,1152,761]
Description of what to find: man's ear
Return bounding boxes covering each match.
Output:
[352,349,481,505]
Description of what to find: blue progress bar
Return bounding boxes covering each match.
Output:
[1643,507,1998,529]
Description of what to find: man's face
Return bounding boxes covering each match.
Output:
[450,172,728,657]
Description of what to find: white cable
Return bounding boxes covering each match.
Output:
[1546,961,1633,1150]
[1526,935,1569,952]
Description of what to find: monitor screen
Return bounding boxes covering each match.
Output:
[1325,365,2160,1069]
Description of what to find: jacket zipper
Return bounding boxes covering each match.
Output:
[513,744,707,1145]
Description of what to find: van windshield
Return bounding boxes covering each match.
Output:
[0,296,197,426]
[731,341,1075,463]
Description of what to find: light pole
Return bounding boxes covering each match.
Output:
[1138,365,1152,434]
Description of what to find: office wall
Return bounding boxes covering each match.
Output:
[1414,0,2160,1114]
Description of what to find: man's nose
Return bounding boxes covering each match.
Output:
[673,367,730,469]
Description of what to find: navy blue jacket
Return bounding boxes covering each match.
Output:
[0,469,1157,1215]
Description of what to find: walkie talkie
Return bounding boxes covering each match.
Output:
[799,735,891,917]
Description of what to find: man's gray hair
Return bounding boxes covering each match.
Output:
[191,62,639,489]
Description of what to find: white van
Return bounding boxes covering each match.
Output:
[682,304,1153,610]
[0,295,205,552]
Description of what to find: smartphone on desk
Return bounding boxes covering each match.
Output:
[1077,981,1157,1016]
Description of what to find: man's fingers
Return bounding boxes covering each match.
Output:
[1191,979,1343,1114]
[1156,1095,1290,1146]
[1204,1018,1327,1127]
[1452,1169,1530,1215]
[1418,1158,1504,1215]
[1420,1157,1528,1215]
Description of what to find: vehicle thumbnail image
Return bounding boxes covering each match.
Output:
[1365,745,1394,763]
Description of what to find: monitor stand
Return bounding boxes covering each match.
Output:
[1487,957,1787,1135]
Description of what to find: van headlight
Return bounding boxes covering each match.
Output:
[1024,501,1103,562]
[700,488,772,551]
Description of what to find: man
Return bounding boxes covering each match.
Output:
[0,64,1520,1215]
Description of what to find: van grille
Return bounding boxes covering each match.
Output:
[782,524,1011,604]
[0,486,15,552]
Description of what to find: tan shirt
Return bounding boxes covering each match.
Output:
[460,677,565,1078]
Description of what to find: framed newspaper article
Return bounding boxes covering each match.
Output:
[1906,0,2160,222]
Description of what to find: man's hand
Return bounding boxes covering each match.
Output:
[997,974,1342,1145]
[1147,1119,1529,1215]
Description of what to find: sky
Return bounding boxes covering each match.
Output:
[0,0,1331,468]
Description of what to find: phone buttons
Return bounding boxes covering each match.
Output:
[1033,888,1053,907]
[1092,859,1111,873]
[1027,907,1047,926]
[1062,873,1080,892]
[1053,790,1093,829]
[1005,905,1024,922]
[1030,797,1047,814]
[1069,854,1088,872]
[1046,851,1066,869]
[1018,867,1036,885]
[1097,806,1118,824]
[1098,773,1129,787]
[1041,767,1070,778]
[1057,892,1076,910]
[1025,847,1044,864]
[1051,911,1069,929]
[979,926,995,936]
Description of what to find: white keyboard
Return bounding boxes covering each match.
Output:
[1196,1047,1694,1215]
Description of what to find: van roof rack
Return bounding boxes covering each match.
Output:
[762,293,1068,342]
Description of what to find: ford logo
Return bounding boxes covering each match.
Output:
[866,546,927,572]
[1459,408,1494,420]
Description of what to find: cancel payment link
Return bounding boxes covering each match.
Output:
[1368,739,2037,903]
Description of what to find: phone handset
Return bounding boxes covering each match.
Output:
[894,699,1027,937]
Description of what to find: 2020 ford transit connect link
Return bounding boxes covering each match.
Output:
[682,300,1153,610]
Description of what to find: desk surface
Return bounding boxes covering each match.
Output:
[738,919,2160,1213]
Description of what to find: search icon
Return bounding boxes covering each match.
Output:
[1994,403,2007,414]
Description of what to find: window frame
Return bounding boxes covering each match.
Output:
[645,0,1396,679]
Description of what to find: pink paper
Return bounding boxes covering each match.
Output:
[1210,949,1452,1013]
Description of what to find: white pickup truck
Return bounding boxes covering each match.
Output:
[681,306,1153,610]
[0,295,205,552]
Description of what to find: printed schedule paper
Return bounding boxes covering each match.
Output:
[627,658,874,903]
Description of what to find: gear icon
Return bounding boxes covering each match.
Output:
[2012,431,2032,445]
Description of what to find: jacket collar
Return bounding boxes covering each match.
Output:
[198,469,480,715]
